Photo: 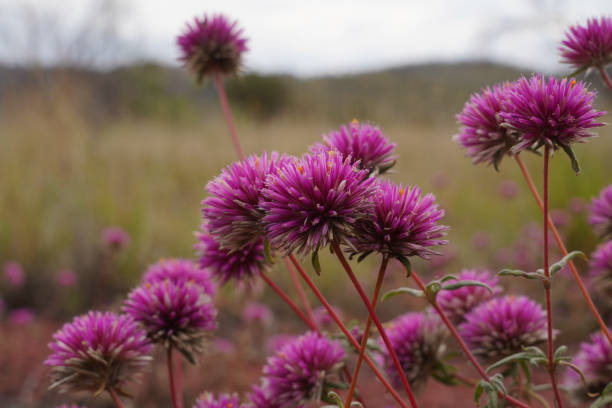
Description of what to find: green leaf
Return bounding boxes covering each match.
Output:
[312,250,322,275]
[553,345,569,362]
[441,280,494,294]
[499,268,545,280]
[474,382,484,404]
[395,255,412,277]
[377,160,396,175]
[558,141,581,174]
[549,251,587,276]
[486,347,547,373]
[440,274,459,283]
[263,238,275,264]
[381,287,424,301]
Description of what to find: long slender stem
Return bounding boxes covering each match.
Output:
[284,257,316,324]
[167,347,182,408]
[260,272,318,332]
[410,272,531,408]
[515,155,612,346]
[331,242,419,408]
[174,352,184,408]
[598,65,612,93]
[108,388,125,408]
[288,254,410,408]
[542,146,564,408]
[345,257,388,407]
[213,71,244,160]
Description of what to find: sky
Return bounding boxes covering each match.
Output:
[0,0,611,77]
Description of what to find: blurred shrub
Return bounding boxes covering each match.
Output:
[226,74,290,120]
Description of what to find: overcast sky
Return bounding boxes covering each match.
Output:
[1,0,611,76]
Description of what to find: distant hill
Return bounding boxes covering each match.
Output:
[1,61,610,125]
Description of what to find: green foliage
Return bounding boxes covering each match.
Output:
[474,374,506,408]
[226,74,290,119]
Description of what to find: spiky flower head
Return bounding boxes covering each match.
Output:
[178,14,248,81]
[143,258,215,297]
[195,226,266,285]
[436,269,502,323]
[203,152,293,250]
[45,311,152,394]
[261,331,345,406]
[193,392,245,408]
[560,17,612,71]
[454,82,517,169]
[348,180,448,262]
[589,184,612,238]
[311,120,397,174]
[589,241,612,292]
[380,312,446,389]
[261,150,376,256]
[565,330,612,402]
[460,295,548,359]
[124,265,217,361]
[500,75,605,170]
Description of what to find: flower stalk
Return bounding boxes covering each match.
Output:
[597,65,612,93]
[108,388,126,408]
[214,72,244,160]
[167,347,183,408]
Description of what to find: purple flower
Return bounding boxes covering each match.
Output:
[195,227,266,285]
[261,151,376,256]
[380,312,446,389]
[265,334,297,355]
[312,305,343,329]
[101,226,130,252]
[247,384,281,408]
[193,392,245,408]
[500,75,605,157]
[460,295,548,359]
[8,308,35,325]
[261,331,345,406]
[348,180,448,261]
[589,241,612,287]
[178,14,248,81]
[589,184,612,238]
[560,17,612,71]
[45,311,152,394]
[142,258,215,297]
[564,330,612,402]
[3,261,25,288]
[56,270,77,288]
[124,271,217,360]
[310,120,397,174]
[242,302,274,325]
[203,152,292,250]
[498,180,519,199]
[454,82,517,168]
[437,269,502,323]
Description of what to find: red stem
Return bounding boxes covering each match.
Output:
[260,272,318,332]
[598,65,612,93]
[515,155,612,346]
[542,146,564,408]
[411,272,531,408]
[174,351,184,408]
[331,242,419,408]
[288,253,410,408]
[284,256,316,325]
[108,388,125,408]
[167,347,182,408]
[213,71,245,160]
[345,257,388,407]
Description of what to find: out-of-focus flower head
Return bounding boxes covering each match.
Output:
[203,152,292,250]
[178,14,248,81]
[460,295,549,359]
[311,305,343,330]
[310,120,397,175]
[559,17,612,71]
[589,241,612,291]
[56,270,77,288]
[261,150,376,256]
[242,302,274,326]
[8,308,35,325]
[44,311,152,394]
[3,261,25,288]
[498,180,519,199]
[193,392,246,408]
[589,184,612,238]
[101,226,130,252]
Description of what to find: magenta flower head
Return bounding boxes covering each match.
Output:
[436,269,502,323]
[261,150,376,257]
[311,120,397,175]
[348,180,448,264]
[142,258,215,297]
[380,312,446,389]
[261,331,345,406]
[45,311,152,394]
[589,184,612,238]
[460,295,548,359]
[560,17,612,71]
[242,302,274,326]
[8,308,35,325]
[589,241,612,290]
[195,226,266,285]
[124,265,217,361]
[193,392,245,408]
[564,329,612,402]
[203,152,293,251]
[500,75,605,172]
[454,82,518,169]
[178,14,248,82]
[3,261,25,288]
[101,226,130,252]
[247,384,282,408]
[56,270,77,288]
